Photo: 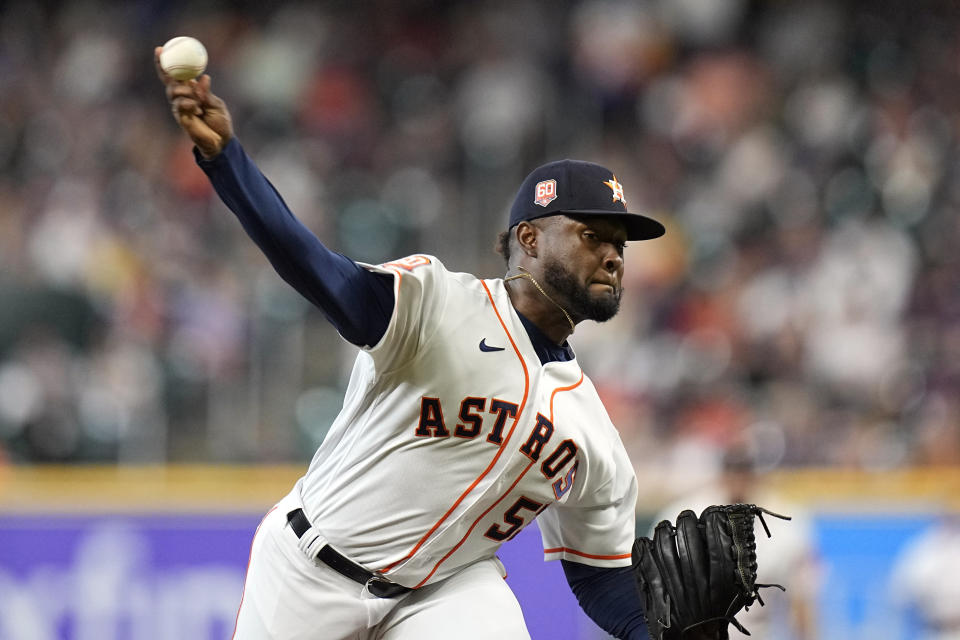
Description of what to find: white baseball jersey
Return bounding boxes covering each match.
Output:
[297,254,638,589]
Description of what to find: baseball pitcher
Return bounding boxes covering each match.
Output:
[157,45,784,640]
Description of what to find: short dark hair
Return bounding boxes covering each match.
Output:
[495,229,511,265]
[495,217,559,267]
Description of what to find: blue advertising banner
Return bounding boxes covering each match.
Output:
[0,509,942,639]
[0,512,601,640]
[0,514,259,639]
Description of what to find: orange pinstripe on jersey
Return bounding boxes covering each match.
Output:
[413,458,538,587]
[411,356,585,588]
[379,280,531,575]
[543,547,632,560]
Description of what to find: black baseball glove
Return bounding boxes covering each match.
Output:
[632,504,791,639]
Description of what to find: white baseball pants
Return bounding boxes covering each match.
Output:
[232,490,531,640]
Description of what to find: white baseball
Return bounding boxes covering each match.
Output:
[160,36,208,81]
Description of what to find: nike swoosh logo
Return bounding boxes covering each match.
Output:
[479,338,505,352]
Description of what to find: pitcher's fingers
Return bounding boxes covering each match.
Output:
[166,80,200,103]
[196,75,220,108]
[172,96,203,117]
[203,77,228,113]
[154,46,173,84]
[195,74,208,100]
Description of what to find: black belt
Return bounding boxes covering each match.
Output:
[286,508,412,598]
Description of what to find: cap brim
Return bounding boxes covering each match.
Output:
[560,209,666,241]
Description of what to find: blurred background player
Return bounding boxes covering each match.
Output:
[652,447,822,640]
[889,511,960,640]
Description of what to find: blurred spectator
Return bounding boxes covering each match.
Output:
[889,512,960,640]
[0,0,956,470]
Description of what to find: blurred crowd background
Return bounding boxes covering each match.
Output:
[0,0,958,500]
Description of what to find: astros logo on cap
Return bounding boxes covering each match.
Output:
[534,179,557,207]
[603,176,626,205]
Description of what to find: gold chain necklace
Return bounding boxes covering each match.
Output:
[504,266,576,335]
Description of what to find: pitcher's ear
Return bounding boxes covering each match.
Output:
[515,221,539,258]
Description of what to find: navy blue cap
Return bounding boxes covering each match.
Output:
[508,160,665,240]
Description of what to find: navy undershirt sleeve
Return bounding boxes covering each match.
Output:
[562,560,650,640]
[199,143,643,635]
[195,139,394,347]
